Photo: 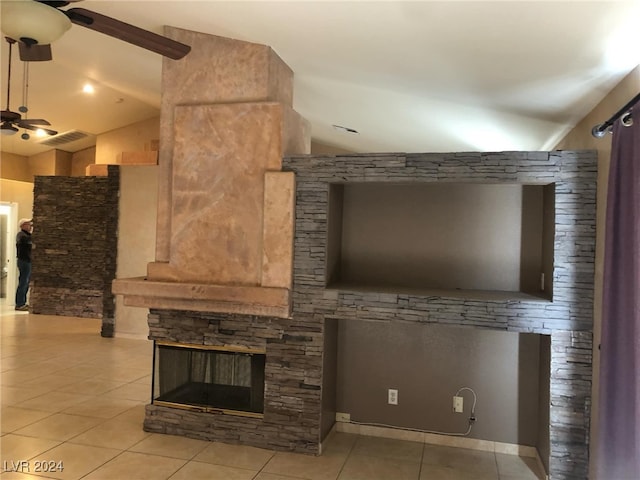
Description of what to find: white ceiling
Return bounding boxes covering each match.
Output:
[1,0,639,158]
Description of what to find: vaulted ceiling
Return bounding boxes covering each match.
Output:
[1,0,639,158]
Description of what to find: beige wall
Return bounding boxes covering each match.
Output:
[54,150,73,176]
[1,152,31,182]
[0,179,34,221]
[27,150,57,178]
[2,149,74,181]
[554,65,640,479]
[115,166,158,339]
[311,141,354,155]
[95,116,159,165]
[71,147,97,177]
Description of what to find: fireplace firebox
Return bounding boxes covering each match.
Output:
[152,342,266,416]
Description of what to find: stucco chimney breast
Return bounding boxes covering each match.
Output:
[112,28,310,318]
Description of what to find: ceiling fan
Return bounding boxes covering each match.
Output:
[1,0,191,62]
[1,37,57,137]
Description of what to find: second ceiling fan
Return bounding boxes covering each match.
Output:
[1,37,57,138]
[1,0,191,62]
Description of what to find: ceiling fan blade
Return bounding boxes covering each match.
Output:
[19,123,58,136]
[64,8,191,60]
[18,119,52,127]
[37,1,82,6]
[18,42,53,62]
[1,110,21,122]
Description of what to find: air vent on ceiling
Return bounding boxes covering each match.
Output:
[37,130,93,147]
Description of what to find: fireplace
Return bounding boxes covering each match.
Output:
[112,28,320,455]
[153,342,266,416]
[141,309,323,454]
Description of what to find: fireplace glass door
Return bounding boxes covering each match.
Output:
[153,343,265,415]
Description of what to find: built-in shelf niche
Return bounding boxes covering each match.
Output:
[326,182,555,301]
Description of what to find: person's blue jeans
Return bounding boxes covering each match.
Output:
[15,259,31,307]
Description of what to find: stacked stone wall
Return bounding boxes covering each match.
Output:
[30,166,119,336]
[282,150,597,480]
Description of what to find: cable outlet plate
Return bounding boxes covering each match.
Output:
[388,389,398,405]
[453,395,464,413]
[335,412,351,422]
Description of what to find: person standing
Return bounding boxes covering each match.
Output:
[15,218,33,311]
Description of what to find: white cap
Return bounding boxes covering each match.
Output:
[19,218,32,227]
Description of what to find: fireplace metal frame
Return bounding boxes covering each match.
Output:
[152,340,266,419]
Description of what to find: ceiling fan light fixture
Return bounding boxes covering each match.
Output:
[1,122,19,135]
[1,0,72,45]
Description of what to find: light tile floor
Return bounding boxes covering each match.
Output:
[1,306,544,480]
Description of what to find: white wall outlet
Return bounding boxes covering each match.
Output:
[335,412,351,422]
[388,388,398,405]
[453,395,464,413]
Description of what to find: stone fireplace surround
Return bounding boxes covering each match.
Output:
[145,309,322,454]
[142,149,596,480]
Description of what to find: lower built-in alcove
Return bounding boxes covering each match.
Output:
[328,320,551,472]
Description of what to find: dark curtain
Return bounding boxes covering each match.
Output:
[597,104,640,479]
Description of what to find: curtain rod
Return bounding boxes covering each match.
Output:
[591,92,640,138]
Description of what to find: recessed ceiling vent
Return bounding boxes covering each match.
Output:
[36,130,94,147]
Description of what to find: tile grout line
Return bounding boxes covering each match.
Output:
[417,441,426,480]
[330,434,357,480]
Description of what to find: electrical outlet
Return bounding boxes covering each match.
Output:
[388,389,398,405]
[453,395,463,413]
[335,412,351,422]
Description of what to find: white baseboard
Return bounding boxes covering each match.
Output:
[114,331,150,341]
